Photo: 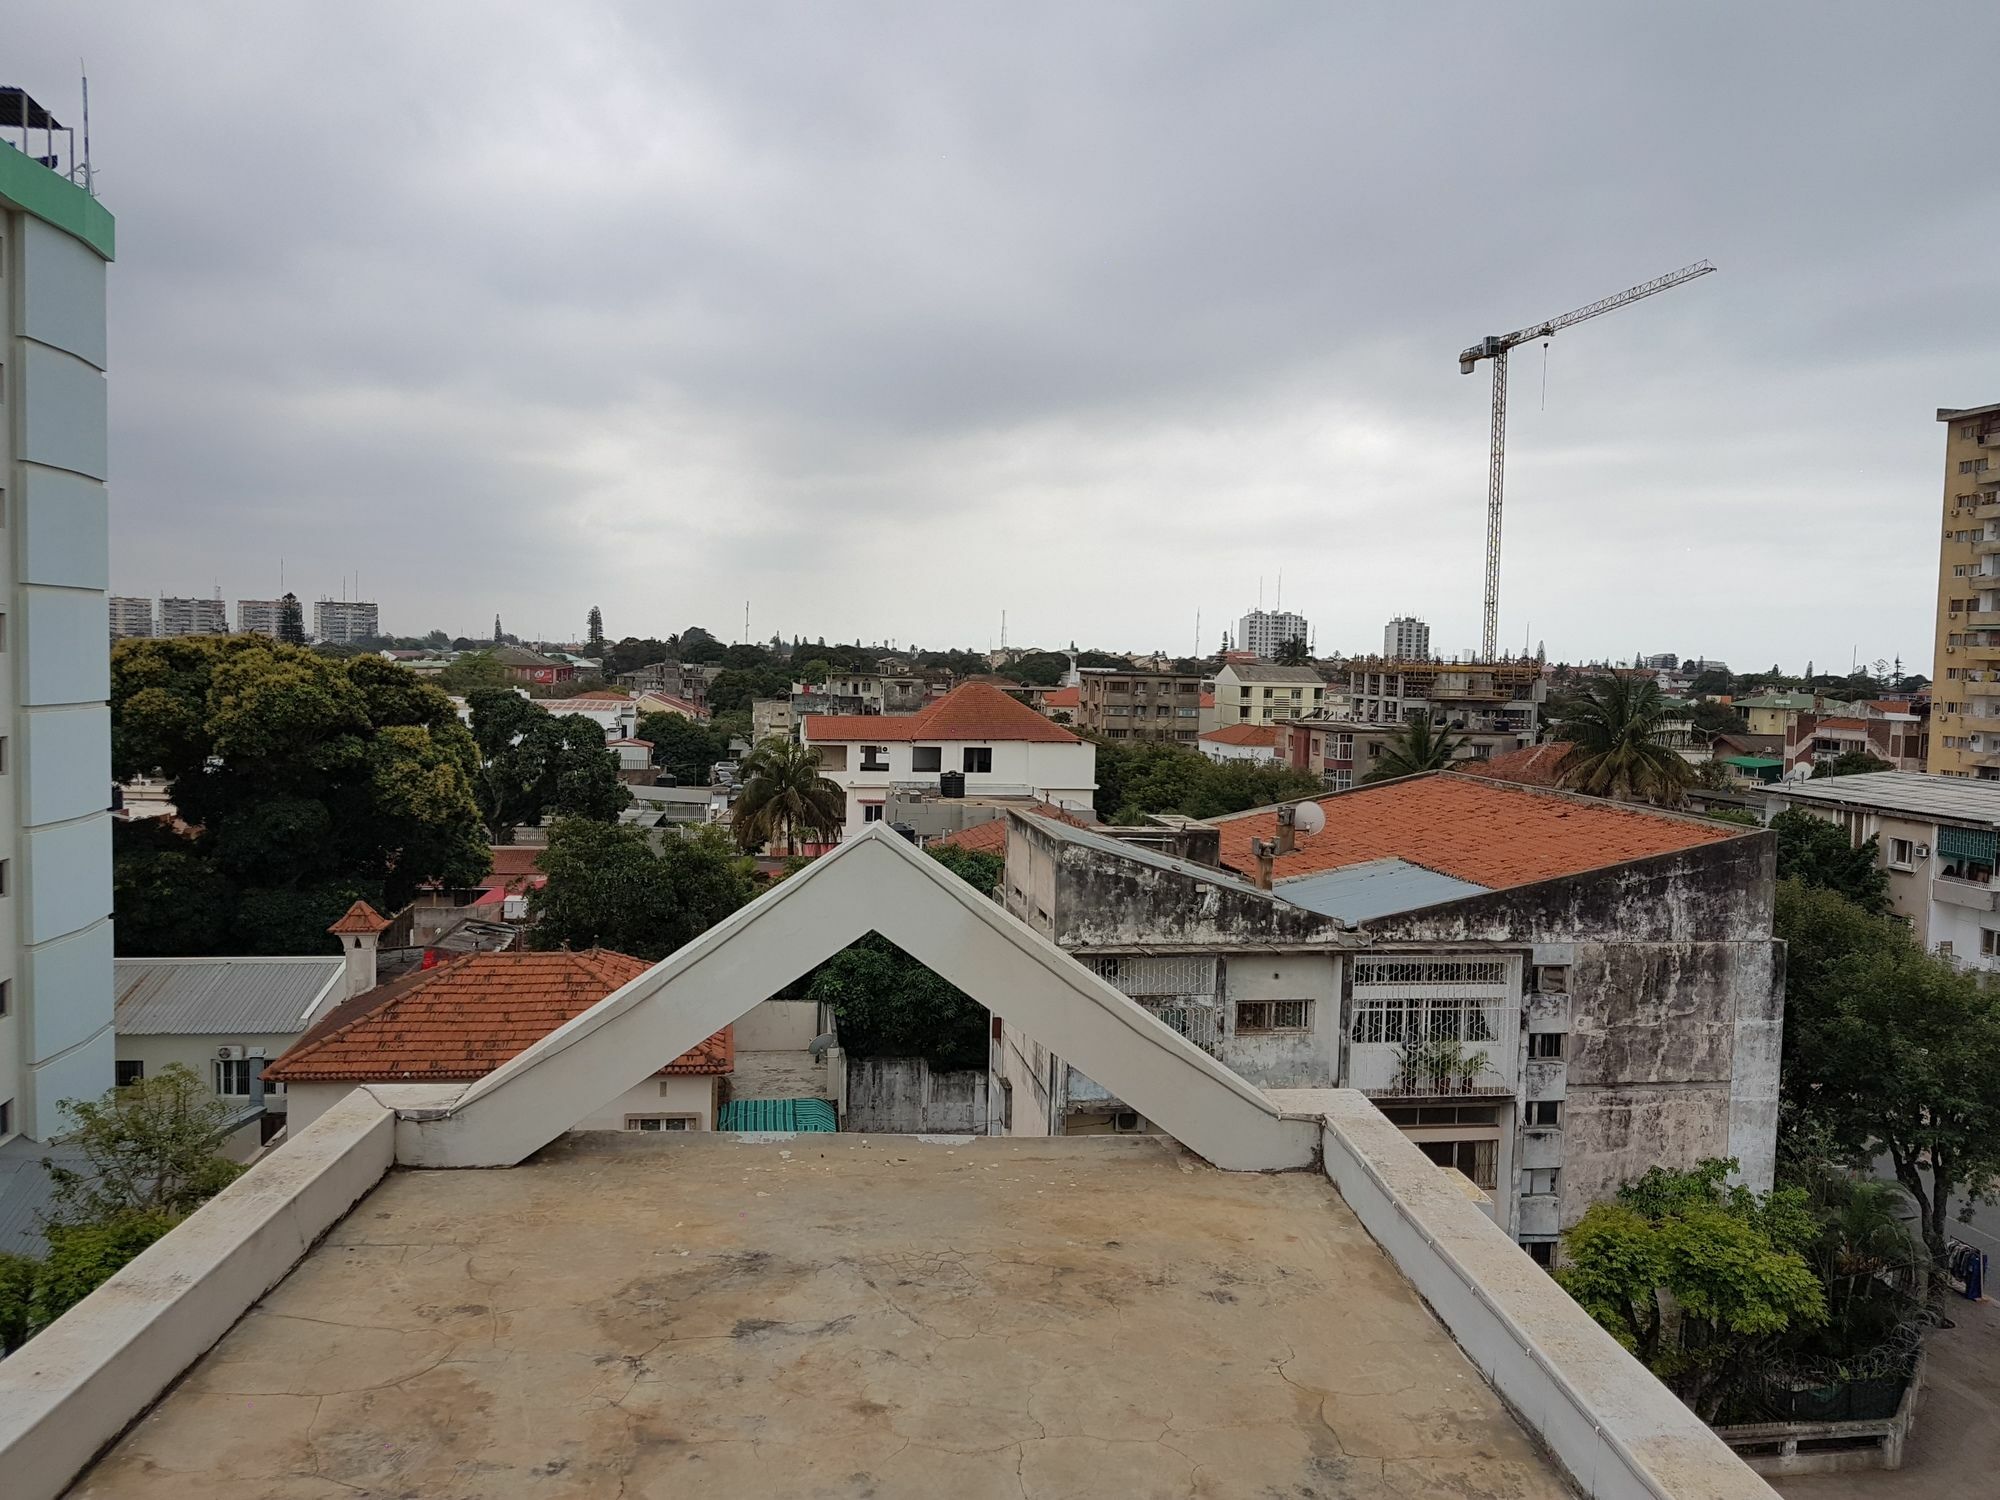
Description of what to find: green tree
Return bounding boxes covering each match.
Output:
[585,606,606,657]
[638,711,727,786]
[0,1249,35,1352]
[111,637,488,955]
[795,658,832,688]
[703,666,793,716]
[1772,809,1888,913]
[1557,1159,1826,1420]
[1009,651,1070,687]
[465,690,630,841]
[732,737,847,853]
[1554,677,1691,802]
[1090,738,1322,822]
[1274,636,1311,666]
[806,935,990,1069]
[720,643,775,670]
[528,819,754,961]
[1687,669,1733,697]
[1687,699,1747,737]
[926,844,1003,896]
[31,1213,180,1331]
[44,1064,245,1225]
[436,650,510,694]
[1810,749,1892,779]
[678,626,725,664]
[1361,712,1466,783]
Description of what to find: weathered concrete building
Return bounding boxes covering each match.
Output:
[996,775,1782,1262]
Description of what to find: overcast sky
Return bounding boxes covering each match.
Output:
[11,5,1984,669]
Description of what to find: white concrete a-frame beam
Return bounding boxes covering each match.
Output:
[397,826,1318,1171]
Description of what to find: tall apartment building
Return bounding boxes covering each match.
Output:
[0,126,117,1142]
[1074,669,1203,742]
[1236,608,1308,659]
[107,595,153,639]
[1930,402,2000,777]
[236,598,281,636]
[158,595,227,636]
[313,597,379,645]
[1343,658,1546,740]
[1383,615,1430,659]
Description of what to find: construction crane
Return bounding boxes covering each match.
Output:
[1459,259,1715,661]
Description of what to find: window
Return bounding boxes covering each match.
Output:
[962,747,993,773]
[1939,941,1955,958]
[1528,1032,1565,1061]
[999,1079,1013,1130]
[1234,999,1313,1033]
[1889,838,1915,869]
[214,1058,254,1096]
[0,978,7,1016]
[1524,1168,1560,1197]
[1417,1137,1497,1190]
[912,746,942,772]
[626,1115,693,1131]
[862,803,884,824]
[1525,1239,1557,1269]
[0,1099,10,1138]
[115,1060,145,1088]
[859,745,888,771]
[1526,1100,1562,1129]
[1984,930,2000,958]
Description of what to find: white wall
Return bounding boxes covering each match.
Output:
[734,998,820,1050]
[291,1072,721,1137]
[805,732,1098,836]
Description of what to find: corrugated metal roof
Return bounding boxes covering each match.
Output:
[114,957,346,1036]
[1768,771,2000,827]
[0,1137,90,1257]
[718,1098,837,1132]
[1273,857,1489,922]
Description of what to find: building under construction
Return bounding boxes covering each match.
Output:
[1341,656,1547,738]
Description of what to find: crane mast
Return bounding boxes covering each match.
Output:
[1458,260,1715,661]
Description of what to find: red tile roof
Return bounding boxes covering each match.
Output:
[1448,741,1575,789]
[564,689,636,702]
[1200,724,1279,748]
[1211,775,1738,891]
[930,803,1092,854]
[1043,686,1080,709]
[804,682,1079,745]
[1200,692,1215,708]
[327,900,392,936]
[264,950,729,1082]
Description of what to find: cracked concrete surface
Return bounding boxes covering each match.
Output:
[68,1134,1569,1499]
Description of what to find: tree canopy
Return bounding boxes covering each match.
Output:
[1810,749,1892,779]
[435,650,510,694]
[527,818,755,961]
[1771,808,1888,913]
[1090,738,1323,823]
[1553,677,1690,803]
[465,689,629,841]
[1557,1159,1825,1420]
[732,737,847,853]
[1008,651,1071,687]
[112,637,489,954]
[1360,713,1465,783]
[704,665,792,716]
[638,711,732,785]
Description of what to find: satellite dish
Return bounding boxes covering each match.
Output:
[1292,802,1326,836]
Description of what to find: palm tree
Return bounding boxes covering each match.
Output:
[1555,677,1691,804]
[731,736,847,854]
[1362,712,1467,782]
[1274,636,1312,667]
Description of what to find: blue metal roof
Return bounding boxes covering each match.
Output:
[717,1098,838,1132]
[1273,857,1489,922]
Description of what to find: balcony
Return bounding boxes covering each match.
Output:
[1977,538,2000,556]
[1351,1037,1517,1100]
[1933,876,2000,913]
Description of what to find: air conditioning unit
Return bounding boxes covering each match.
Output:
[1917,845,1931,859]
[216,1045,245,1060]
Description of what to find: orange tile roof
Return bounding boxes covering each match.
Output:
[1043,685,1080,709]
[327,900,391,936]
[931,803,1092,854]
[1200,724,1279,748]
[804,682,1079,744]
[264,950,730,1082]
[1448,741,1575,789]
[1210,774,1738,891]
[1200,692,1215,708]
[564,689,636,702]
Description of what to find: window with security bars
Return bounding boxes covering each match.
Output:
[1352,996,1500,1045]
[1353,958,1508,988]
[1234,999,1312,1033]
[1085,955,1222,1053]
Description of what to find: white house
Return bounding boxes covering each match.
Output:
[1198,723,1281,765]
[1207,662,1328,728]
[801,682,1096,839]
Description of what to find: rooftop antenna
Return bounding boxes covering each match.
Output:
[1000,609,1007,651]
[79,63,93,195]
[744,599,750,645]
[1194,608,1200,657]
[1276,569,1282,612]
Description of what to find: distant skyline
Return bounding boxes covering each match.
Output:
[18,5,1985,670]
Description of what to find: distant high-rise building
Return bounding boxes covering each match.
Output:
[236,598,283,636]
[1384,616,1431,660]
[109,596,155,640]
[2,114,118,1141]
[1236,609,1309,660]
[314,598,380,645]
[1933,401,2000,775]
[159,595,228,637]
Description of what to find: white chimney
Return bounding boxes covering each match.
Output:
[328,901,391,999]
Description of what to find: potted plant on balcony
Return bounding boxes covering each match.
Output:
[1395,1035,1490,1095]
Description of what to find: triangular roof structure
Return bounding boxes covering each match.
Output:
[326,900,391,936]
[398,826,1314,1172]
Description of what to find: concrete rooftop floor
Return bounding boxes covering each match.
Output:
[71,1135,1569,1499]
